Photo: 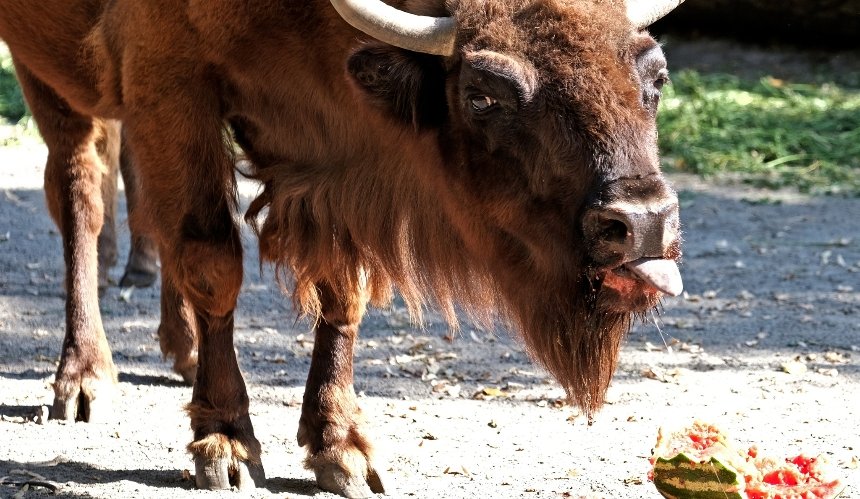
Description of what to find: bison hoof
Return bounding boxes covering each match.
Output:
[50,375,116,423]
[174,361,197,386]
[194,454,265,491]
[189,432,265,491]
[119,266,158,288]
[315,463,388,498]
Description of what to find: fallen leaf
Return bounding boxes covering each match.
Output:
[641,366,686,384]
[443,464,470,476]
[780,361,808,375]
[118,286,135,302]
[644,342,661,352]
[824,351,848,363]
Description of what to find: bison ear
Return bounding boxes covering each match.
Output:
[348,44,447,130]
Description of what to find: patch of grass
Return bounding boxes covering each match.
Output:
[659,70,860,196]
[0,46,28,123]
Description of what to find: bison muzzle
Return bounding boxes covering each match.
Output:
[0,0,684,496]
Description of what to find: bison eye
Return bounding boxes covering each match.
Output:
[654,69,670,91]
[469,95,498,113]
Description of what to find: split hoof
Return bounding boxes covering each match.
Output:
[189,432,265,491]
[174,360,197,386]
[119,266,158,288]
[194,454,266,491]
[315,463,388,498]
[50,375,116,423]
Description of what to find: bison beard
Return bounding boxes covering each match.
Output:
[247,155,632,418]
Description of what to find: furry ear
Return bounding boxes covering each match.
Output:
[348,44,447,130]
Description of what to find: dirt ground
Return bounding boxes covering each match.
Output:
[1,40,858,499]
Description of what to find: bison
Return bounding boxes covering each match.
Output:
[0,0,685,496]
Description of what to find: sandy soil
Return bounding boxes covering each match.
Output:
[1,44,859,499]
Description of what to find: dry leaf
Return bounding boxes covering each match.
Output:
[824,351,848,363]
[780,361,807,375]
[443,464,470,476]
[643,342,661,352]
[118,286,135,302]
[641,366,685,383]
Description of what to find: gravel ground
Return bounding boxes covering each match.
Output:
[1,42,858,499]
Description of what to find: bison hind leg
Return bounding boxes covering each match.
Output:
[117,135,160,289]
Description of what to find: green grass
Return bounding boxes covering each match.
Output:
[0,47,27,123]
[659,70,860,196]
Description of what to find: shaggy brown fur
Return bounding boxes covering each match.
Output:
[0,0,682,493]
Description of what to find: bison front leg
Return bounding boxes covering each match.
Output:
[14,63,118,422]
[124,87,264,489]
[299,283,387,498]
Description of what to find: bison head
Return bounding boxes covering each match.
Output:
[331,0,684,414]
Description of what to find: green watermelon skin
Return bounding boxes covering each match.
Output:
[652,452,745,499]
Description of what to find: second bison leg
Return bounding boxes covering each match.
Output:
[299,283,386,498]
[157,272,198,385]
[15,62,118,422]
[95,129,120,294]
[117,136,159,289]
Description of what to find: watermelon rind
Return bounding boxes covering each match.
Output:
[652,451,745,499]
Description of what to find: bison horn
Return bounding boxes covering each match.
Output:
[330,0,456,56]
[626,0,685,30]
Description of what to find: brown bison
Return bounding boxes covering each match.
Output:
[0,0,684,496]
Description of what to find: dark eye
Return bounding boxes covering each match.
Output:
[469,95,498,113]
[654,69,670,91]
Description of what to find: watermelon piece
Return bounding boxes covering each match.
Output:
[650,421,749,498]
[649,421,843,499]
[744,454,843,499]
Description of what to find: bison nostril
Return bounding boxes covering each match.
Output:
[583,209,635,261]
[596,217,630,245]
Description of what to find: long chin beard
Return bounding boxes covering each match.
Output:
[507,274,634,417]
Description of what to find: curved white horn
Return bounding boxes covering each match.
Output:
[627,0,686,30]
[330,0,456,56]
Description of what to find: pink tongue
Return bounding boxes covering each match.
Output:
[626,258,683,296]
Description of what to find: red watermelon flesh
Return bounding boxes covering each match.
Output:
[745,452,843,499]
[650,422,843,499]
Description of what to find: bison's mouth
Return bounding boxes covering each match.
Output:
[594,257,682,313]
